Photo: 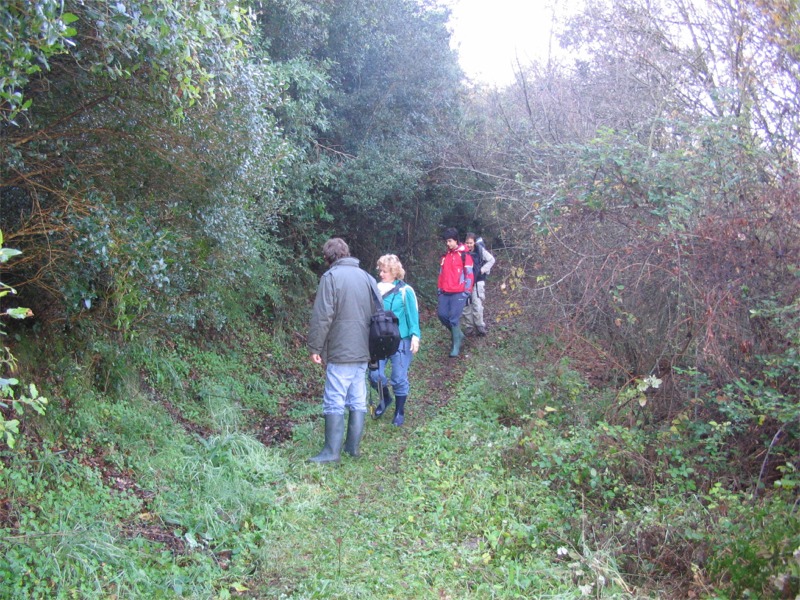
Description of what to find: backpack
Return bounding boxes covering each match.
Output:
[469,238,488,281]
[368,282,401,366]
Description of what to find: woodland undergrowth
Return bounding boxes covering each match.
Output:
[0,279,798,599]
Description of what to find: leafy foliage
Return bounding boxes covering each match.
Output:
[2,0,799,598]
[0,0,334,333]
[0,232,46,449]
[306,0,464,260]
[66,0,254,116]
[442,5,800,529]
[0,1,78,124]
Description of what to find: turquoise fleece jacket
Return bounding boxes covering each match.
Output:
[381,280,422,341]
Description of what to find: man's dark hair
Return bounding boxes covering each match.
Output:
[442,227,459,242]
[465,231,477,242]
[323,238,350,264]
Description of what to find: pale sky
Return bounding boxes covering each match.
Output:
[445,0,581,86]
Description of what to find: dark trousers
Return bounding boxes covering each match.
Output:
[437,292,468,329]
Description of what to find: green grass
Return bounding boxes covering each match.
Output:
[253,346,638,599]
[1,319,798,599]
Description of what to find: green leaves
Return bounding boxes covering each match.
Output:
[3,308,32,320]
[0,248,22,263]
[308,0,462,252]
[0,233,46,449]
[76,0,255,114]
[0,1,78,124]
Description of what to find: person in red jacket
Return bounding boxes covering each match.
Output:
[437,227,474,357]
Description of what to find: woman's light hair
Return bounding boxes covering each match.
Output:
[376,254,405,280]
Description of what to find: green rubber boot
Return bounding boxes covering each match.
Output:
[449,326,464,357]
[343,410,366,457]
[308,413,345,463]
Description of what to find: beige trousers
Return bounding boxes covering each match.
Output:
[462,280,486,330]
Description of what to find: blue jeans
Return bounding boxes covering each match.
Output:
[322,362,369,415]
[437,292,468,329]
[369,337,414,396]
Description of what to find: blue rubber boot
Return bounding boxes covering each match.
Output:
[374,387,393,418]
[392,395,407,426]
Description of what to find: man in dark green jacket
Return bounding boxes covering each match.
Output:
[307,237,379,463]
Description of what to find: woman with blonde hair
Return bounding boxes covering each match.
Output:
[370,254,421,426]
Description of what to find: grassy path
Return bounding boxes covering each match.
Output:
[254,320,537,599]
[0,304,719,598]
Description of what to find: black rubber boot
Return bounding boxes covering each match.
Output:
[343,410,366,457]
[374,387,393,418]
[308,413,345,463]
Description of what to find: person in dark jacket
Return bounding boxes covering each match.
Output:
[462,232,496,336]
[307,238,379,463]
[436,227,474,357]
